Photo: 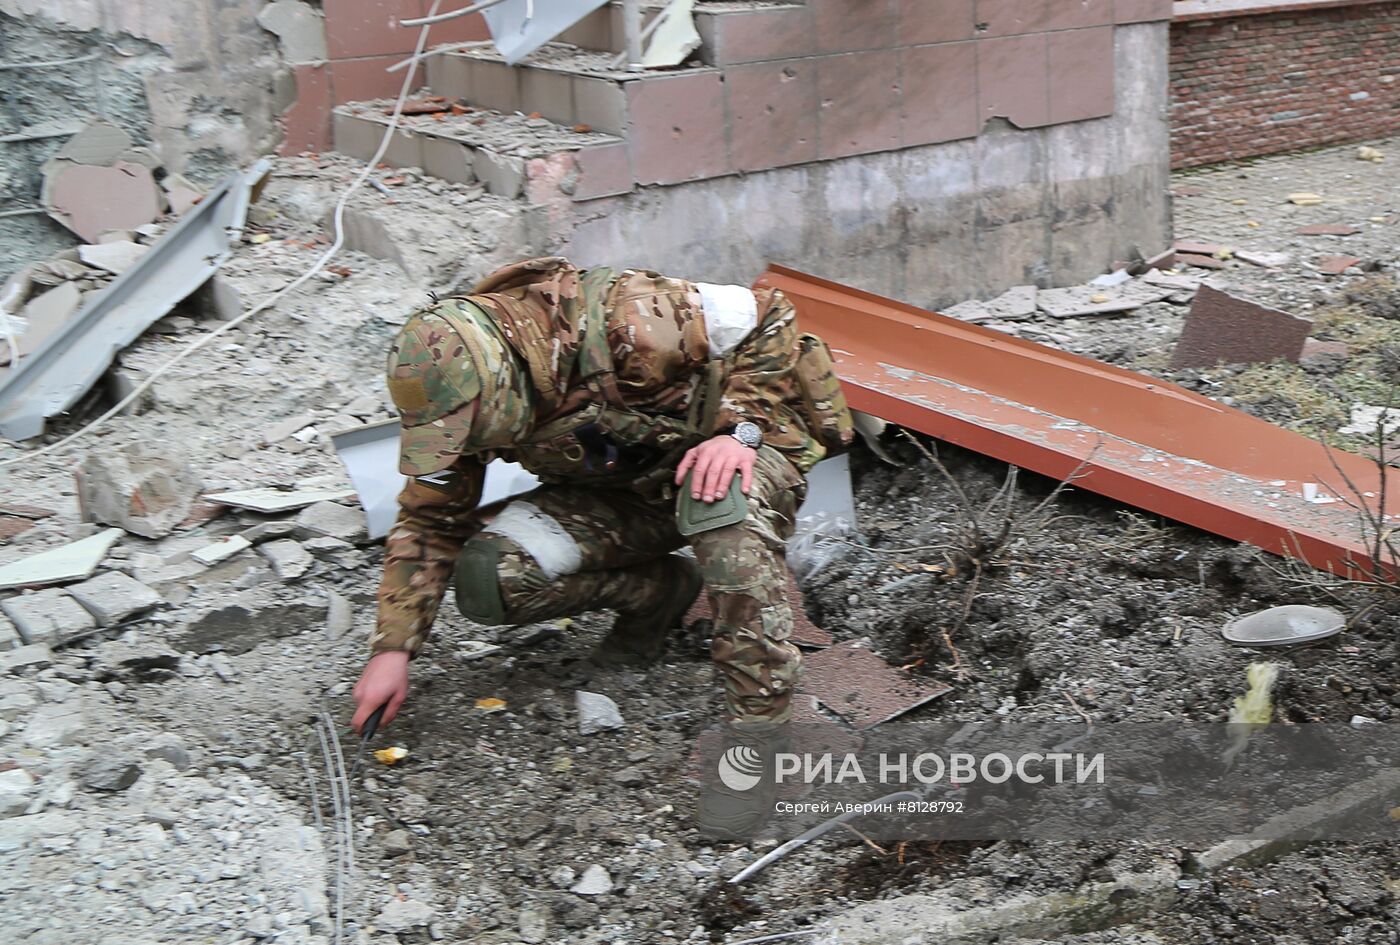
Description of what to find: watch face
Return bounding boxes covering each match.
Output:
[734,422,762,448]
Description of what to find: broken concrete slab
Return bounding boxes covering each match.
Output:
[1176,252,1227,270]
[190,535,253,566]
[1296,223,1360,236]
[800,642,951,729]
[261,413,316,445]
[1140,268,1201,291]
[204,486,356,514]
[256,0,329,63]
[1318,254,1362,275]
[0,644,52,675]
[77,240,149,276]
[55,120,134,167]
[0,283,82,367]
[326,589,353,640]
[76,444,201,539]
[21,703,87,749]
[0,528,124,591]
[1236,250,1292,269]
[160,174,205,217]
[1,588,97,646]
[1174,240,1232,256]
[259,539,314,580]
[1170,285,1313,370]
[179,589,331,653]
[984,285,1038,320]
[65,571,162,626]
[1036,281,1172,319]
[44,160,162,243]
[294,501,368,544]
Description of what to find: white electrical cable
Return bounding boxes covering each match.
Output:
[0,4,442,469]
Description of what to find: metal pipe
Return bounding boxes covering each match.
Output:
[622,0,644,71]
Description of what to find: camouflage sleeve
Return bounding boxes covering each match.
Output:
[371,455,486,655]
[713,288,808,454]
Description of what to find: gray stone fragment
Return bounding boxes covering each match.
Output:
[304,535,353,557]
[381,828,413,856]
[179,590,328,654]
[77,443,201,538]
[326,590,353,640]
[570,864,613,896]
[0,614,21,650]
[82,754,142,792]
[0,811,79,853]
[0,644,52,675]
[241,520,297,544]
[144,734,192,771]
[22,704,86,748]
[575,691,624,735]
[77,240,148,275]
[65,571,162,626]
[1,588,96,646]
[259,540,314,580]
[375,898,435,933]
[0,682,37,721]
[473,150,526,198]
[518,902,549,943]
[294,502,368,544]
[0,768,36,818]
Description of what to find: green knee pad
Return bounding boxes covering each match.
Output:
[676,471,748,537]
[454,540,507,625]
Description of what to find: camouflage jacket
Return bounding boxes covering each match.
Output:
[371,258,820,655]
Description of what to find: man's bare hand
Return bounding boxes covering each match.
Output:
[351,651,410,732]
[675,434,756,503]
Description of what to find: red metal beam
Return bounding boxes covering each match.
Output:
[757,265,1396,580]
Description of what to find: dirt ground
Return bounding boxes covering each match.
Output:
[3,138,1398,945]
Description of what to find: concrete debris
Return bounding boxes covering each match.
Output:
[77,445,201,539]
[375,898,435,933]
[1176,252,1227,270]
[570,864,614,896]
[1174,240,1232,257]
[65,572,162,627]
[0,644,52,675]
[325,590,353,639]
[77,240,149,276]
[191,535,253,566]
[0,283,82,367]
[22,704,87,748]
[1318,254,1362,275]
[1140,268,1201,291]
[381,828,414,856]
[293,501,368,544]
[256,0,329,63]
[576,690,624,735]
[1,589,96,646]
[261,413,316,445]
[1339,404,1400,438]
[180,591,328,653]
[43,160,162,243]
[1235,250,1293,269]
[800,642,951,729]
[241,521,297,544]
[944,284,1038,323]
[204,486,356,514]
[1299,338,1349,373]
[1357,145,1384,162]
[81,754,143,793]
[259,540,314,580]
[1089,268,1132,287]
[0,768,36,818]
[1036,281,1172,318]
[0,528,124,591]
[1170,285,1313,370]
[0,615,20,650]
[55,120,134,166]
[160,174,205,217]
[1296,223,1359,236]
[641,0,702,68]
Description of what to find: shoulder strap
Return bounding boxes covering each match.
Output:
[574,267,623,408]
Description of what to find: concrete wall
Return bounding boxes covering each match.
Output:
[1171,0,1400,168]
[547,21,1172,312]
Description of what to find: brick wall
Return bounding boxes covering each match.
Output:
[1170,0,1400,167]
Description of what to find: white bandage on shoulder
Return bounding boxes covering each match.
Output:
[481,501,583,580]
[696,282,759,358]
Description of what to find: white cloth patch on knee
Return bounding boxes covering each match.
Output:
[696,282,758,358]
[482,501,583,580]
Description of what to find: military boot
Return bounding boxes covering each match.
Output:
[697,720,790,842]
[590,555,703,667]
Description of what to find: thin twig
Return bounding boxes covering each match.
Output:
[839,821,890,856]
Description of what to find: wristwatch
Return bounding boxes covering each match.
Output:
[730,421,763,450]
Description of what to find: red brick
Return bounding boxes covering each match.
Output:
[817,50,903,158]
[727,60,820,171]
[324,0,422,59]
[813,0,900,53]
[897,0,977,45]
[280,64,333,155]
[329,55,426,105]
[626,72,729,185]
[1048,26,1116,123]
[978,33,1051,128]
[900,42,980,145]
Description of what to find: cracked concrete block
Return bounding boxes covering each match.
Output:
[179,590,331,654]
[474,149,526,198]
[77,240,149,276]
[0,644,52,675]
[259,540,314,580]
[76,444,202,539]
[21,704,87,749]
[1,588,96,646]
[422,136,476,185]
[257,0,328,63]
[44,160,161,243]
[65,571,162,627]
[294,501,368,544]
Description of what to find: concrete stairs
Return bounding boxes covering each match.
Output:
[331,1,813,201]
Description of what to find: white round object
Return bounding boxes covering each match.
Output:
[1221,605,1344,647]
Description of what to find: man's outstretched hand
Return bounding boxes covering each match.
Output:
[675,434,756,503]
[352,651,410,733]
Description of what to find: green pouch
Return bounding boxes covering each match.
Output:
[676,471,748,537]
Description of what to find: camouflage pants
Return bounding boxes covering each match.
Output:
[459,447,806,723]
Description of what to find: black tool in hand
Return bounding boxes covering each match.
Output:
[348,704,387,781]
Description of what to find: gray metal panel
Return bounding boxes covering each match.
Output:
[0,159,271,441]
